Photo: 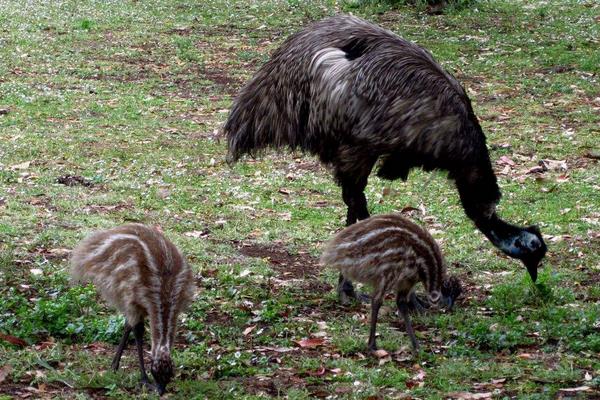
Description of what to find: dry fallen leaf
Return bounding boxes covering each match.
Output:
[184,230,209,239]
[406,364,427,388]
[294,338,325,348]
[49,248,71,257]
[498,155,515,166]
[401,206,420,214]
[243,325,256,336]
[540,159,567,171]
[254,346,295,353]
[559,386,591,393]
[446,392,492,399]
[0,333,27,347]
[35,341,55,351]
[11,161,31,170]
[84,342,110,353]
[556,173,570,183]
[278,212,292,221]
[307,366,326,377]
[372,349,389,358]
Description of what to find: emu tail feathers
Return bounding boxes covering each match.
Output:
[224,59,310,164]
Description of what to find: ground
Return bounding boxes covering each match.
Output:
[0,0,599,399]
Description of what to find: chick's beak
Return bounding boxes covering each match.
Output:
[445,297,454,312]
[156,383,166,396]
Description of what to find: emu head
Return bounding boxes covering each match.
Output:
[441,275,462,311]
[479,214,547,283]
[151,347,174,395]
[489,224,546,282]
[512,225,547,283]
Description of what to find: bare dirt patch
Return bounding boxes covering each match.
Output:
[204,310,234,326]
[202,67,241,95]
[237,242,321,280]
[82,203,132,214]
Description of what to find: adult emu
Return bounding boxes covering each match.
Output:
[224,15,547,298]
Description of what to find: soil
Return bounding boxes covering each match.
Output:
[237,242,321,280]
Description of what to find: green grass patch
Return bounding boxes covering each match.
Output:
[1,0,599,398]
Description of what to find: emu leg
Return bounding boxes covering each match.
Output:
[338,174,371,302]
[341,180,370,226]
[133,321,152,389]
[397,299,419,352]
[111,323,133,371]
[367,296,383,352]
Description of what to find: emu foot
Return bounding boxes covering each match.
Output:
[338,290,371,305]
[139,378,157,393]
[406,293,430,314]
[338,275,370,305]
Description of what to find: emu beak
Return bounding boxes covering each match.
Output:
[525,260,538,283]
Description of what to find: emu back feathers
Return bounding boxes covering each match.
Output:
[225,15,497,201]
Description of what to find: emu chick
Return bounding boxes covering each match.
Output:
[321,214,461,351]
[71,224,195,394]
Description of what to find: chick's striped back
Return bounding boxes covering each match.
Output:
[70,224,195,349]
[321,214,446,294]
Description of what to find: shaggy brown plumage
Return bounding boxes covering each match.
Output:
[71,224,195,395]
[225,15,546,299]
[321,213,461,351]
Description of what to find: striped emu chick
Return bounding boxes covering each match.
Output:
[70,224,195,395]
[321,214,461,352]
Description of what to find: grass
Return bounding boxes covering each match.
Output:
[1,0,599,398]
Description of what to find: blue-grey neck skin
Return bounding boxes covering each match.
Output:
[489,229,543,258]
[475,213,547,282]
